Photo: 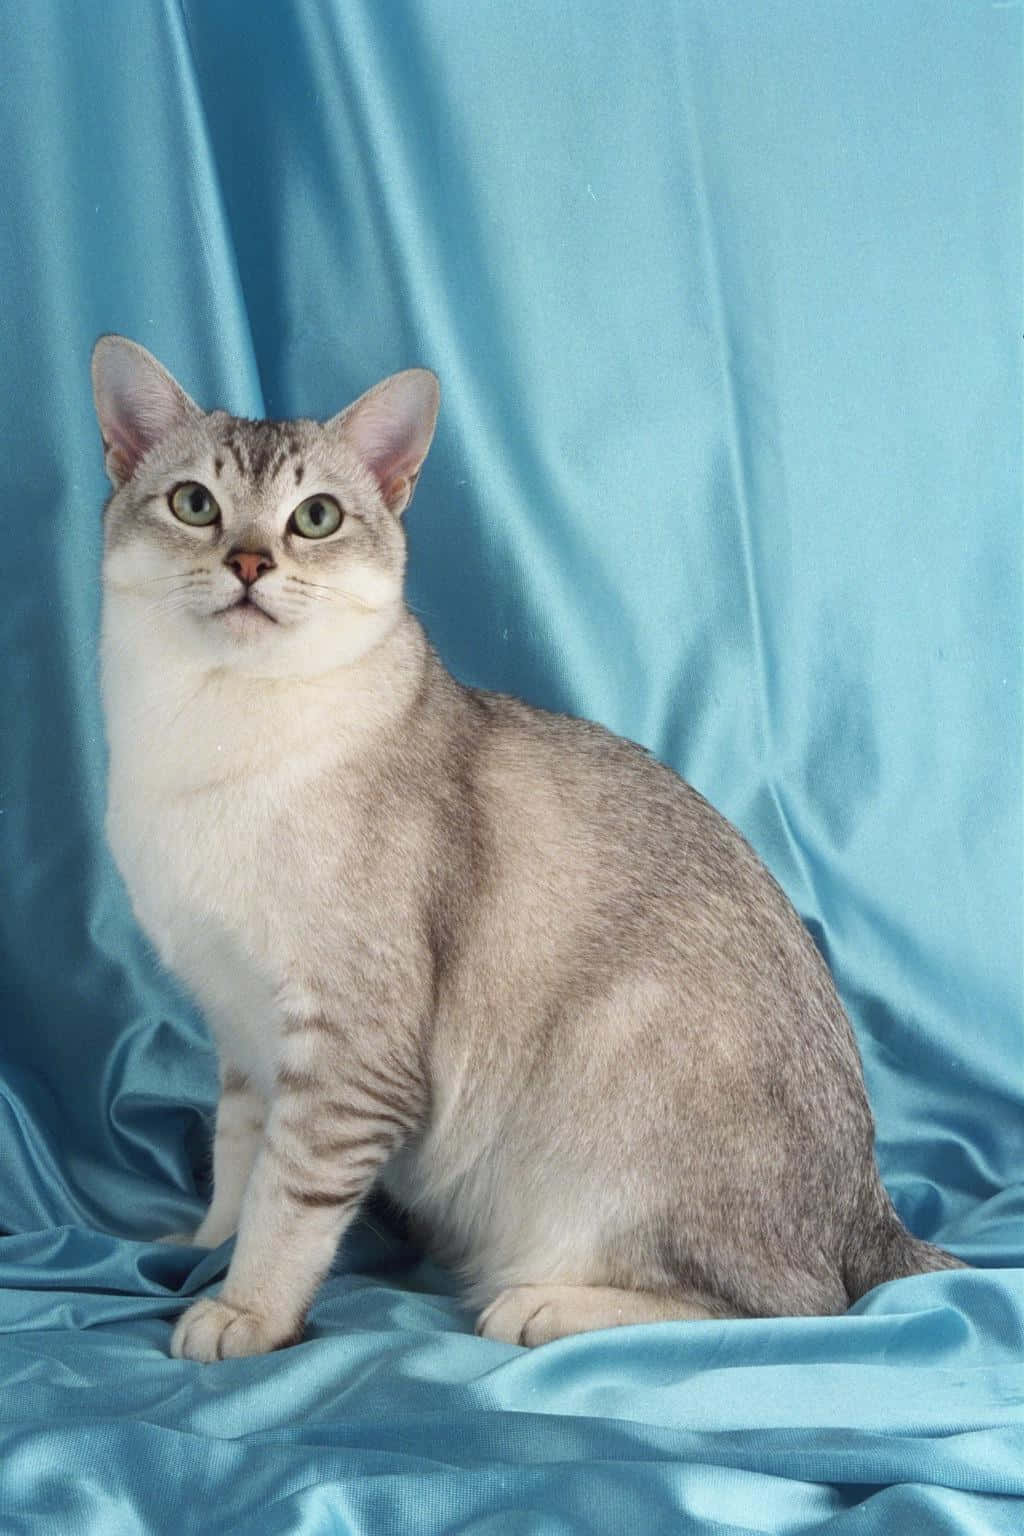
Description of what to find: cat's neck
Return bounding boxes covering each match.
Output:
[102,603,431,795]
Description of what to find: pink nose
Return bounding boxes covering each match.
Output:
[225,548,275,587]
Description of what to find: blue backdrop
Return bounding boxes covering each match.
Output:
[0,2,1021,1532]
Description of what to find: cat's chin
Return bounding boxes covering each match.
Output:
[213,602,279,641]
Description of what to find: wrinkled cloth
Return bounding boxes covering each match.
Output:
[0,2,1020,1532]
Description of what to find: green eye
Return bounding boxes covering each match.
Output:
[291,495,343,539]
[169,482,220,527]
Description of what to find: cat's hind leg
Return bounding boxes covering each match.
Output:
[475,1284,742,1346]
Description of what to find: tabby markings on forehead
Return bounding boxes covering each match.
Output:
[225,438,246,477]
[216,419,302,485]
[211,420,314,490]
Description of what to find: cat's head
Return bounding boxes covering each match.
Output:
[92,336,439,676]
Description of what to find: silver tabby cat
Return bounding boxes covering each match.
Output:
[92,336,962,1362]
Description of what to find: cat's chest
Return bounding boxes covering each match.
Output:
[104,690,354,1028]
[112,774,285,930]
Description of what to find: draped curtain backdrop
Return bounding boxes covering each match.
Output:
[0,3,1021,1532]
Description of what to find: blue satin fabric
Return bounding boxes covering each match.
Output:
[0,2,1020,1532]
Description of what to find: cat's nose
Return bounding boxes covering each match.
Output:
[225,548,275,587]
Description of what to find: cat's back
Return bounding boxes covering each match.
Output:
[441,679,847,1056]
[466,685,776,917]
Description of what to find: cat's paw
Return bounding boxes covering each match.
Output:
[170,1297,296,1362]
[476,1285,573,1347]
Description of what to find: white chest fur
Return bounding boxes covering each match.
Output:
[107,774,287,1086]
[102,613,359,1088]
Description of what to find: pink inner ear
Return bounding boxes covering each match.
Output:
[92,339,198,484]
[340,370,439,514]
[102,413,149,482]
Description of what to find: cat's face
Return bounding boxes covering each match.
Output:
[92,337,439,677]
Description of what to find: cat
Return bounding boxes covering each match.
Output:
[91,335,963,1361]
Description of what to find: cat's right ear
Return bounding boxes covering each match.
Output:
[91,336,201,487]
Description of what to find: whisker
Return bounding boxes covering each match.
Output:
[283,577,379,613]
[162,673,216,733]
[142,568,209,584]
[403,598,439,623]
[284,575,435,619]
[107,569,211,591]
[153,583,206,602]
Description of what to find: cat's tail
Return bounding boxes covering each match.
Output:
[843,1184,966,1303]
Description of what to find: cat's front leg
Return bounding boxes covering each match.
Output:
[157,1064,266,1246]
[170,1009,426,1361]
[190,1065,267,1248]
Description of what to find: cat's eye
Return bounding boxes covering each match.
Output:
[169,482,220,527]
[290,495,343,539]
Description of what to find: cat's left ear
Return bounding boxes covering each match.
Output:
[332,369,440,517]
[91,335,201,487]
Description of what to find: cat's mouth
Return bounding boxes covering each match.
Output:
[214,594,279,629]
